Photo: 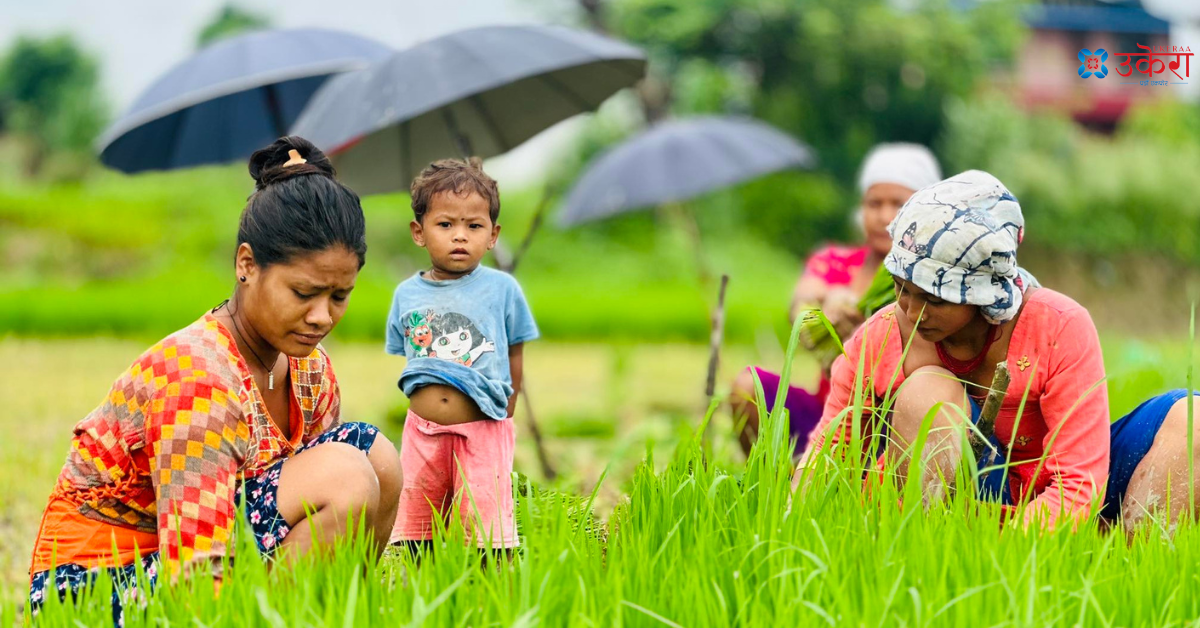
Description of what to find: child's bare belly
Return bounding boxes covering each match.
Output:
[409,384,491,425]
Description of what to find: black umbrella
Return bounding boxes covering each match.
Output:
[98,28,390,173]
[290,24,647,193]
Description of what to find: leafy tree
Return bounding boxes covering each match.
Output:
[0,35,108,176]
[607,0,1025,181]
[196,4,270,48]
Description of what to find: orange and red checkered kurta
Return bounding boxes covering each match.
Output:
[43,313,341,571]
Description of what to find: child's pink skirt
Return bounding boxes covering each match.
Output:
[390,410,518,549]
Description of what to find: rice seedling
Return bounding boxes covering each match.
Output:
[797,264,895,367]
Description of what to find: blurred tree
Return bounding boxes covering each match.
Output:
[0,35,108,177]
[196,4,270,48]
[605,0,1026,182]
[1118,98,1200,148]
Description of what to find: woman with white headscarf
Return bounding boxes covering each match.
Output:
[730,143,942,457]
[794,170,1200,533]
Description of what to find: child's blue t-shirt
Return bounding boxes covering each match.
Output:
[385,266,539,420]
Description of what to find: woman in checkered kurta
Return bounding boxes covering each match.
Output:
[28,137,402,624]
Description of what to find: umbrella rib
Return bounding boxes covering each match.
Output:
[163,101,190,171]
[401,119,412,186]
[609,59,649,84]
[466,95,511,153]
[440,108,474,158]
[535,72,595,112]
[263,84,288,138]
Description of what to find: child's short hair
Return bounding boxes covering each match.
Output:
[410,157,500,224]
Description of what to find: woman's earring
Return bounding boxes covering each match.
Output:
[240,276,247,283]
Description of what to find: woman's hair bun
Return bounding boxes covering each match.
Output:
[248,136,336,191]
[238,135,366,271]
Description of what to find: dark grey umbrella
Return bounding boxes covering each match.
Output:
[98,28,390,173]
[290,24,646,195]
[556,116,816,401]
[558,116,816,226]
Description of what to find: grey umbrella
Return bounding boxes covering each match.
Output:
[290,24,646,194]
[557,116,816,401]
[558,116,816,226]
[98,28,390,173]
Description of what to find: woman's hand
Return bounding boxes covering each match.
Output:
[823,287,865,339]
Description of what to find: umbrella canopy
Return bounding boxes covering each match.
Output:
[291,24,646,195]
[98,28,391,173]
[558,116,816,226]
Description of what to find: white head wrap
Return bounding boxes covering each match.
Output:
[883,170,1040,324]
[857,143,943,195]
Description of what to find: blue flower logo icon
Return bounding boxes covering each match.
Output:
[1078,48,1108,79]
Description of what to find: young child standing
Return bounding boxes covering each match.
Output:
[386,157,538,550]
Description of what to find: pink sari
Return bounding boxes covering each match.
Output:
[802,244,869,285]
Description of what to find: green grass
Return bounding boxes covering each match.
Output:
[15,396,1200,625]
[0,166,803,345]
[6,163,1199,345]
[5,326,1200,626]
[0,337,779,599]
[9,165,1200,625]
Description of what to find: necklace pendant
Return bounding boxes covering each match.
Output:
[268,370,275,390]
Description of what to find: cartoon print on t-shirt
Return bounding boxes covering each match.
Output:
[403,310,435,358]
[405,310,495,366]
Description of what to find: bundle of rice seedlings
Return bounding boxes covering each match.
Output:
[515,473,609,548]
[798,264,896,366]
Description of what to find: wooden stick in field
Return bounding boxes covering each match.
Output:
[699,274,730,453]
[971,361,1010,463]
[705,274,730,400]
[496,215,558,481]
[520,381,558,480]
[505,183,553,275]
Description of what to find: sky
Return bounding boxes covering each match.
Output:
[0,0,590,184]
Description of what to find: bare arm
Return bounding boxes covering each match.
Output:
[792,272,864,342]
[790,274,831,324]
[507,342,524,418]
[791,247,874,337]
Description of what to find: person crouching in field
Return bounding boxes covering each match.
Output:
[27,136,402,624]
[794,169,1200,534]
[730,143,942,458]
[386,158,538,551]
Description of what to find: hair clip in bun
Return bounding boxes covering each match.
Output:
[283,149,307,167]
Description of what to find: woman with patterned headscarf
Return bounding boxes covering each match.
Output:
[730,143,942,457]
[794,170,1200,532]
